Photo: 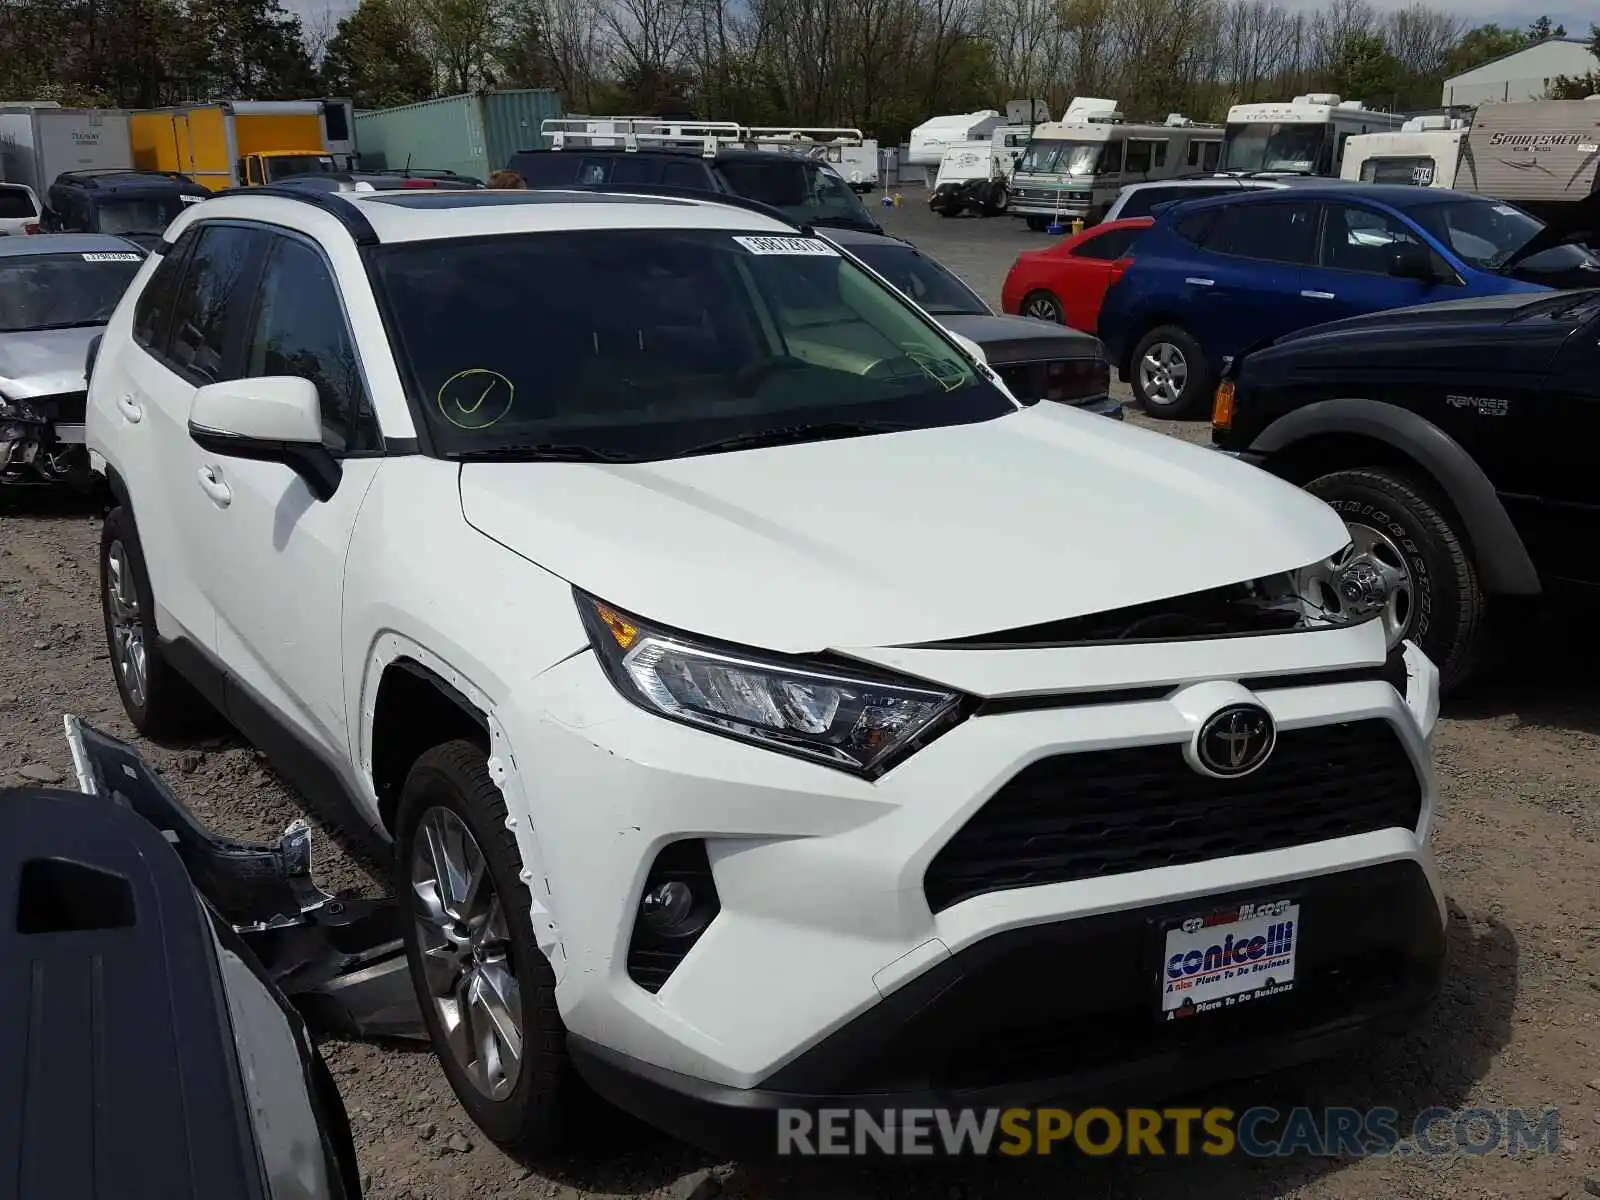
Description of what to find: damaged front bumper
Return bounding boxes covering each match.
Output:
[1,393,91,488]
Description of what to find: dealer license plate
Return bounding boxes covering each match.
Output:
[1160,898,1298,1020]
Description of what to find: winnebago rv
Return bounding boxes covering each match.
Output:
[1340,114,1467,188]
[1453,98,1600,224]
[1222,94,1405,176]
[1008,106,1222,231]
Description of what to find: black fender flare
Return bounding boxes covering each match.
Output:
[1250,397,1540,596]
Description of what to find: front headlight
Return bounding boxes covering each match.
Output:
[577,593,964,777]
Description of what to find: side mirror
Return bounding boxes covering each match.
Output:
[187,377,341,502]
[1388,242,1439,282]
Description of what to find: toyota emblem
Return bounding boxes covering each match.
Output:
[1193,704,1276,778]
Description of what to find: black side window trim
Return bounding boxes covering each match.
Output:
[241,228,386,459]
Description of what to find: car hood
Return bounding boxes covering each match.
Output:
[458,405,1349,653]
[0,326,98,399]
[1502,190,1600,271]
[938,313,1102,363]
[1273,289,1558,344]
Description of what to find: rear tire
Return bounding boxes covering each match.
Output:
[99,506,216,740]
[1129,324,1210,419]
[397,739,578,1155]
[1306,469,1485,694]
[1021,290,1064,324]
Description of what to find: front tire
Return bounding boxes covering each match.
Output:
[397,740,577,1154]
[99,505,215,739]
[1306,469,1485,694]
[1129,324,1210,418]
[1025,216,1050,232]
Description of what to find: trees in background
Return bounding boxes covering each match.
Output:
[0,0,1584,139]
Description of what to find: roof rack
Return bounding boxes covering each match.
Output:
[554,182,803,229]
[207,184,378,245]
[540,118,865,158]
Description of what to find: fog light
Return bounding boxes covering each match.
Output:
[641,880,695,932]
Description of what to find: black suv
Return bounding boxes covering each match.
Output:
[506,145,884,233]
[1212,289,1600,693]
[44,170,211,248]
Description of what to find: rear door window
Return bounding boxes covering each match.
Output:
[660,159,711,189]
[608,156,662,185]
[0,186,36,219]
[1207,202,1317,264]
[1072,226,1144,260]
[166,223,263,384]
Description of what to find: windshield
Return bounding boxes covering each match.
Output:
[715,160,880,231]
[1220,122,1328,173]
[0,252,143,333]
[1016,139,1114,176]
[267,156,337,181]
[1406,198,1552,269]
[373,229,1011,460]
[845,242,988,315]
[95,197,185,237]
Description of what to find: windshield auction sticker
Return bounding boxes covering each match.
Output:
[732,236,838,256]
[81,252,144,262]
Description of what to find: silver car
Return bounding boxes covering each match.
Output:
[0,233,146,489]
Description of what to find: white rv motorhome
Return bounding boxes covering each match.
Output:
[745,126,880,192]
[1221,94,1405,177]
[1453,98,1600,224]
[1340,115,1467,188]
[1007,102,1223,230]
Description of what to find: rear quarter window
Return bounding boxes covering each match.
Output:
[1072,226,1143,260]
[1172,209,1217,247]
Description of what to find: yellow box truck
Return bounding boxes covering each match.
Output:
[129,101,336,190]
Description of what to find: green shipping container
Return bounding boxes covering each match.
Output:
[354,89,563,180]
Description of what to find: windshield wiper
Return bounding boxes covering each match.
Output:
[448,442,639,463]
[25,320,108,331]
[672,419,916,457]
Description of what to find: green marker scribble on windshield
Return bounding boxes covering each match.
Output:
[437,368,515,430]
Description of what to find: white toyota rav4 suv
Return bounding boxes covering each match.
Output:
[85,184,1447,1154]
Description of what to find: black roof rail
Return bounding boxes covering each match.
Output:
[208,184,379,246]
[537,182,804,230]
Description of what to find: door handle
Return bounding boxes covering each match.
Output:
[1184,277,1215,287]
[1300,290,1337,300]
[116,395,143,424]
[196,466,231,508]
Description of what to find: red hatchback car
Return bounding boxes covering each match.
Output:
[1001,217,1153,335]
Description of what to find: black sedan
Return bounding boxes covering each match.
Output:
[819,226,1121,418]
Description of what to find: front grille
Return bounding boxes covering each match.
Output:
[924,719,1420,912]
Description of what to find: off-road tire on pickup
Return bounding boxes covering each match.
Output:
[98,505,216,740]
[1129,324,1210,419]
[396,739,578,1154]
[1307,468,1485,694]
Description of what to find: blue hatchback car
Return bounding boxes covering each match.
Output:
[1098,184,1600,418]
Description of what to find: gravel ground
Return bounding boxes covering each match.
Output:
[2,194,1598,1200]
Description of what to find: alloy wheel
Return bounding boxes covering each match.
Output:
[411,806,523,1100]
[105,539,148,710]
[1023,293,1061,323]
[1138,342,1188,407]
[1342,522,1415,649]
